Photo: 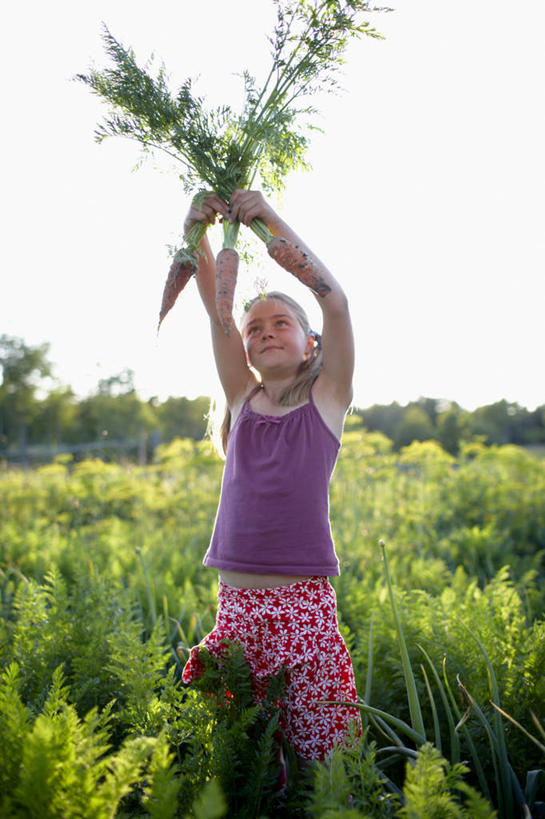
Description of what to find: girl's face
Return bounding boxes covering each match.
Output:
[242,299,314,376]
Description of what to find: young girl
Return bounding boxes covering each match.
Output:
[181,189,361,763]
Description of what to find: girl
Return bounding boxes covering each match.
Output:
[182,189,361,764]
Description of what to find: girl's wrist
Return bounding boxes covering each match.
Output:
[264,210,284,236]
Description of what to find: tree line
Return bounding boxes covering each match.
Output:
[1,334,544,461]
[0,336,209,462]
[350,397,545,455]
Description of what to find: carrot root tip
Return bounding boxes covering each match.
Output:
[157,258,197,331]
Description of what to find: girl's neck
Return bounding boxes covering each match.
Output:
[258,377,295,406]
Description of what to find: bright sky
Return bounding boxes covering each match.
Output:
[2,1,544,411]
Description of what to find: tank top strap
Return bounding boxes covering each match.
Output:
[242,383,262,409]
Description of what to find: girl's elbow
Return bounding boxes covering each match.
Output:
[321,289,350,317]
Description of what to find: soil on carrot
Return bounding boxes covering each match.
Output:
[267,237,331,298]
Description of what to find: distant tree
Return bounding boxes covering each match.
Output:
[4,335,544,461]
[393,405,435,450]
[75,369,157,443]
[357,402,405,440]
[97,369,137,396]
[525,405,545,445]
[471,400,525,445]
[437,403,471,455]
[0,335,52,451]
[415,396,441,426]
[154,396,210,441]
[32,387,78,446]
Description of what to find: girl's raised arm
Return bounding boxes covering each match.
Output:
[229,190,355,410]
[184,195,258,407]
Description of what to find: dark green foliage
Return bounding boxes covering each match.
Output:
[393,406,435,451]
[309,728,399,816]
[0,334,212,461]
[354,397,545,452]
[1,435,545,814]
[2,332,544,462]
[184,643,287,817]
[0,334,53,452]
[0,664,181,819]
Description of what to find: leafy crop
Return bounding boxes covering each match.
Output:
[76,1,390,325]
[77,2,386,211]
[1,435,544,815]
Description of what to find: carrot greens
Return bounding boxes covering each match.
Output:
[77,1,389,325]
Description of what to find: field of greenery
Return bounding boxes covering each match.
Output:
[1,428,545,818]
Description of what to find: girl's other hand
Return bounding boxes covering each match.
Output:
[228,189,278,229]
[184,193,229,235]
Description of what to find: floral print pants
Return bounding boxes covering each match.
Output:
[182,576,361,760]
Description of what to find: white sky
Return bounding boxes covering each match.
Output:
[1,1,544,411]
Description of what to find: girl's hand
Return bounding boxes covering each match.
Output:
[184,193,229,235]
[228,189,279,230]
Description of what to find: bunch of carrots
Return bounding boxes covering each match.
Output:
[77,1,388,333]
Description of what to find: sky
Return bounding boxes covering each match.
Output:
[1,0,544,411]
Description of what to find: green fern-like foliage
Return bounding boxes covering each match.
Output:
[77,3,385,202]
[106,617,170,736]
[399,743,498,819]
[0,664,178,819]
[190,778,227,819]
[0,663,32,813]
[1,441,544,813]
[177,642,288,817]
[309,727,399,817]
[76,2,388,260]
[140,732,182,819]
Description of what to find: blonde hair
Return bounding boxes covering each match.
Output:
[213,291,323,455]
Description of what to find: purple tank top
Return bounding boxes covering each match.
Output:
[203,388,341,576]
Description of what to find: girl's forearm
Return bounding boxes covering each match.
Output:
[265,213,348,311]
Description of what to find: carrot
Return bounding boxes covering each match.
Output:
[267,236,331,298]
[157,257,197,331]
[215,248,239,336]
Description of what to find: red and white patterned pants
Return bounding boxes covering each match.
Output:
[182,576,361,760]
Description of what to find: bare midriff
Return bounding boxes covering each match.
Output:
[219,570,312,589]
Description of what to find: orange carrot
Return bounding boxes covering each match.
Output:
[215,248,239,336]
[157,258,197,331]
[267,237,331,297]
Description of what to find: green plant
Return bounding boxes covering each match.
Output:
[0,664,180,819]
[309,727,399,816]
[76,1,388,323]
[399,742,497,818]
[185,642,288,818]
[348,540,538,817]
[1,438,544,814]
